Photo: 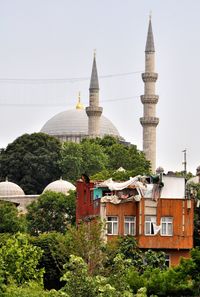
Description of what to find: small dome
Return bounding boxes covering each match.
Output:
[156,166,164,174]
[43,178,76,195]
[0,180,25,196]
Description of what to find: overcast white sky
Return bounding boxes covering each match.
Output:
[0,0,199,174]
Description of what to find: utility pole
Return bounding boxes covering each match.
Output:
[182,149,187,177]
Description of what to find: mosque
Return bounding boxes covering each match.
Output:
[41,17,159,173]
[40,59,124,143]
[0,18,162,210]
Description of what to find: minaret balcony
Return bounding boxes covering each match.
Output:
[142,72,158,82]
[140,117,159,126]
[140,95,159,104]
[86,106,103,117]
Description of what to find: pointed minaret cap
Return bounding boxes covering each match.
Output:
[89,50,99,90]
[145,15,155,53]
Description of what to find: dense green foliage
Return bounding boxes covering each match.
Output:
[61,254,133,297]
[0,223,199,296]
[0,134,150,193]
[59,140,108,182]
[31,232,71,290]
[26,190,76,235]
[0,201,26,233]
[60,136,151,182]
[66,220,105,274]
[0,133,62,194]
[0,233,44,288]
[2,283,61,297]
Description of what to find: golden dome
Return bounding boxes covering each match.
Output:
[76,92,84,110]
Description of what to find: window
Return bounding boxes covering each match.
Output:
[161,217,173,236]
[165,254,171,267]
[124,216,136,235]
[145,216,156,235]
[106,216,118,235]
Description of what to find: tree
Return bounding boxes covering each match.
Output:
[80,141,108,176]
[61,254,133,297]
[59,142,83,182]
[105,236,166,275]
[59,136,150,183]
[0,133,62,194]
[81,135,119,147]
[142,250,167,271]
[26,190,76,235]
[83,137,151,180]
[59,140,108,182]
[108,253,133,295]
[67,220,105,275]
[31,232,72,290]
[82,136,150,174]
[175,171,194,180]
[0,233,44,287]
[61,255,96,297]
[0,201,26,233]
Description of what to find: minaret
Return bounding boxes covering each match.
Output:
[140,16,159,173]
[86,52,103,137]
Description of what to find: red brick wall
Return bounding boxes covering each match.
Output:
[76,180,100,222]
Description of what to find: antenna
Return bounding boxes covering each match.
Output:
[182,149,187,177]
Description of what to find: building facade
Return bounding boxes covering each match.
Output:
[76,174,194,267]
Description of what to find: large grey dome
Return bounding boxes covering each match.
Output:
[41,109,121,142]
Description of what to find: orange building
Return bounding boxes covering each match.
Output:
[76,174,194,267]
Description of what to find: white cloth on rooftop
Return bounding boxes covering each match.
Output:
[98,176,141,191]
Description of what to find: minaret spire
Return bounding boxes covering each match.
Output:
[90,50,99,90]
[140,17,159,172]
[86,51,103,137]
[145,16,155,53]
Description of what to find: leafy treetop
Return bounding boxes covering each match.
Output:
[0,133,62,194]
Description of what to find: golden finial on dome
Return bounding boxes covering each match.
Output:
[76,91,84,110]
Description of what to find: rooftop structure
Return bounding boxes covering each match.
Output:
[76,174,194,267]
